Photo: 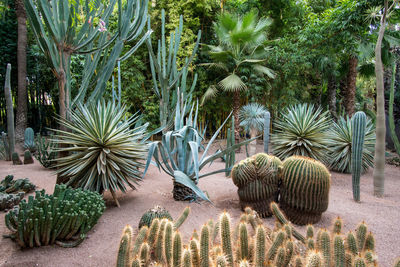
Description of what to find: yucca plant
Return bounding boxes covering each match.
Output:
[54,101,149,207]
[271,103,331,163]
[144,96,254,202]
[327,116,375,173]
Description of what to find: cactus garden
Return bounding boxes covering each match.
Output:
[0,0,400,266]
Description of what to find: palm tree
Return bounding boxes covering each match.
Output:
[202,11,275,146]
[239,103,267,155]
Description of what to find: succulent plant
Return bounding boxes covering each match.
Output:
[231,153,282,217]
[0,192,24,211]
[12,152,22,165]
[138,206,173,229]
[35,134,57,169]
[24,128,36,152]
[23,150,34,164]
[351,112,367,202]
[0,175,36,194]
[54,101,149,207]
[279,156,331,225]
[4,184,105,248]
[4,64,15,160]
[326,115,375,174]
[271,103,331,164]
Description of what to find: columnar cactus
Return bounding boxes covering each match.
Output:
[351,111,367,202]
[4,64,15,160]
[264,111,271,153]
[138,206,173,228]
[4,184,105,248]
[24,128,35,152]
[231,153,282,217]
[280,156,331,225]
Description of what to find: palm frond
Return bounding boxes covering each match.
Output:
[239,103,267,133]
[201,85,219,105]
[218,74,247,92]
[253,64,275,78]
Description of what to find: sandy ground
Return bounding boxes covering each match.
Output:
[0,144,399,267]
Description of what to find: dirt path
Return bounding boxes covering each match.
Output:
[0,146,399,267]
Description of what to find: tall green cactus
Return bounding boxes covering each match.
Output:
[264,111,271,153]
[232,153,282,217]
[4,64,15,160]
[146,9,201,131]
[351,111,367,202]
[280,156,331,225]
[24,128,35,152]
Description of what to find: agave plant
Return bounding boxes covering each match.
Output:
[54,101,149,207]
[271,103,331,163]
[327,116,375,173]
[144,97,254,202]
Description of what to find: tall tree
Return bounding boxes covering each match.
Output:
[15,0,27,144]
[202,11,275,145]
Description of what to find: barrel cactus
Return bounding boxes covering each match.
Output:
[138,206,173,229]
[231,153,282,217]
[280,156,331,225]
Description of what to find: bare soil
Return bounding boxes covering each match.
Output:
[0,144,399,267]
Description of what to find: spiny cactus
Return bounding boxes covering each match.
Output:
[0,192,24,211]
[24,128,36,152]
[264,111,271,153]
[4,64,15,160]
[0,175,35,194]
[4,184,105,248]
[23,150,34,164]
[138,205,173,228]
[351,111,367,202]
[12,152,22,165]
[280,156,331,225]
[232,153,282,217]
[34,134,57,169]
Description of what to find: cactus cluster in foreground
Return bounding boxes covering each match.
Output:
[116,205,398,267]
[4,184,105,248]
[0,175,36,194]
[0,192,24,211]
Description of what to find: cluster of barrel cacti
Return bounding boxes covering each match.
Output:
[0,175,36,193]
[0,192,24,211]
[117,205,399,267]
[231,153,282,217]
[232,154,331,224]
[4,184,105,248]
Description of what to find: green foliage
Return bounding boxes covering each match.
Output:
[0,175,36,194]
[327,115,375,173]
[54,101,149,206]
[24,128,36,152]
[4,184,105,248]
[0,192,24,211]
[35,134,57,169]
[280,156,331,225]
[271,103,331,163]
[231,153,282,217]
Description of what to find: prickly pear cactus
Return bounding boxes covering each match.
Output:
[23,150,34,164]
[280,156,331,225]
[4,184,105,248]
[232,153,282,217]
[138,205,172,229]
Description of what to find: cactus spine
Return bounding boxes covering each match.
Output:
[264,111,271,153]
[4,64,15,160]
[280,156,331,225]
[351,111,367,202]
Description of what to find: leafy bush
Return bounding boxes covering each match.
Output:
[55,101,149,206]
[271,103,331,163]
[4,184,105,248]
[327,116,375,173]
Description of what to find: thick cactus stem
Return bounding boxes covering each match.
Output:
[351,111,366,202]
[4,64,15,158]
[263,111,270,153]
[220,212,234,265]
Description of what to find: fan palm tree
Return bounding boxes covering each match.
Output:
[239,103,267,155]
[201,11,275,146]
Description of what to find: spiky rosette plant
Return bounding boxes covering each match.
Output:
[271,104,331,164]
[327,116,375,173]
[54,101,149,207]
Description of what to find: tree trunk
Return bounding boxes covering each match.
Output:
[233,91,241,151]
[328,74,338,120]
[249,128,257,156]
[373,1,388,198]
[344,56,357,117]
[15,0,28,146]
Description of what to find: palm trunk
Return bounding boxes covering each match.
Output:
[328,74,337,120]
[249,128,257,155]
[373,1,388,198]
[15,0,28,145]
[344,56,357,117]
[233,91,241,151]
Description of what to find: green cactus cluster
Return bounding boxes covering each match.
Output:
[0,175,36,194]
[231,153,282,217]
[34,134,57,169]
[24,128,36,152]
[4,184,105,248]
[24,150,34,164]
[138,206,173,229]
[0,192,24,211]
[280,155,331,225]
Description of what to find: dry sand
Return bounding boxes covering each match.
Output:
[0,144,399,267]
